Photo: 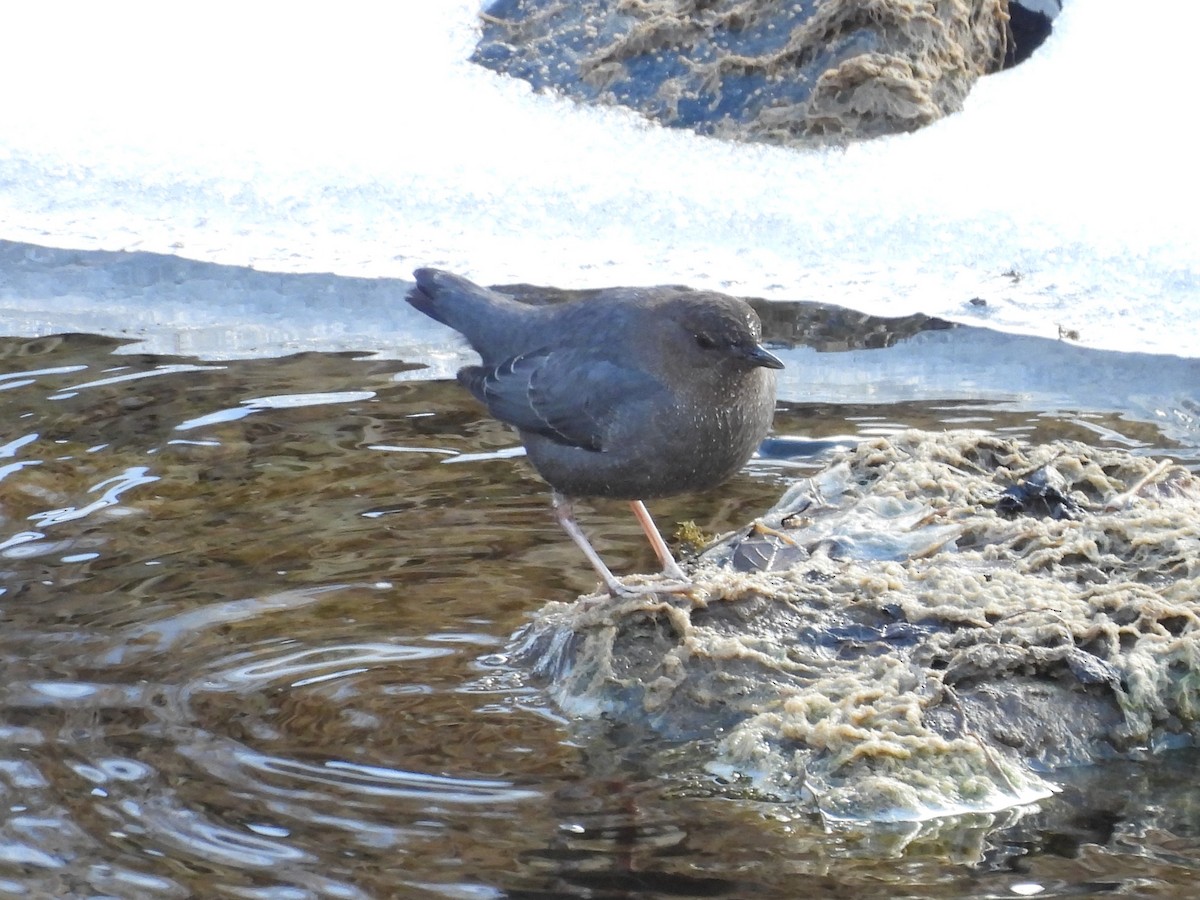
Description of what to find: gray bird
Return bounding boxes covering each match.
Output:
[406,268,783,595]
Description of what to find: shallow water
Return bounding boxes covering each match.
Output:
[1,330,1199,897]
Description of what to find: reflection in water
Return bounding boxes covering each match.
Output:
[0,332,1197,896]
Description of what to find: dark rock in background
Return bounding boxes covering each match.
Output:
[474,0,1038,146]
[1006,0,1061,67]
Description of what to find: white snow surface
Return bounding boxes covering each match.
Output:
[0,0,1197,358]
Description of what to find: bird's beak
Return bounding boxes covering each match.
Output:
[743,343,785,370]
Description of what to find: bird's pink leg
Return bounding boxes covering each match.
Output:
[552,492,627,595]
[551,493,692,596]
[629,500,689,582]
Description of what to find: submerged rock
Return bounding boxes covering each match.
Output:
[992,463,1082,520]
[512,431,1200,822]
[475,0,1012,146]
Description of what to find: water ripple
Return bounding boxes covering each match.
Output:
[245,753,542,805]
[124,795,315,868]
[211,643,456,691]
[0,365,88,387]
[94,584,382,665]
[176,390,376,431]
[62,364,225,391]
[27,466,160,527]
[6,680,151,708]
[0,432,39,456]
[0,459,41,482]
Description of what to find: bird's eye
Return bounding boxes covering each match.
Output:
[693,333,717,350]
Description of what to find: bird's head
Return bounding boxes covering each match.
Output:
[661,293,784,372]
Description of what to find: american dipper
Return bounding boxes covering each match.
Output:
[407,268,783,595]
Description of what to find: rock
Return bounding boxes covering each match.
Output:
[475,0,1012,146]
[512,430,1200,821]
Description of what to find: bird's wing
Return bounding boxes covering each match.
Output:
[458,349,664,452]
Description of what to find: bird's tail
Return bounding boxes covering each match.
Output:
[407,268,514,326]
[406,268,470,328]
[406,269,529,358]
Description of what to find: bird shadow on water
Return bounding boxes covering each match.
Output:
[0,328,1197,897]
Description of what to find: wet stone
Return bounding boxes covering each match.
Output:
[993,464,1083,520]
[475,0,1011,146]
[513,430,1200,822]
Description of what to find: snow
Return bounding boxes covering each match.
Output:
[0,0,1196,358]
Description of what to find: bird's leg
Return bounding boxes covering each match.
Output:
[551,493,692,596]
[551,492,629,596]
[629,500,690,583]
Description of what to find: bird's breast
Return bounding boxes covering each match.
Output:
[522,368,775,500]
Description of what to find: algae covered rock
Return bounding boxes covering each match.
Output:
[475,0,1012,145]
[513,431,1200,822]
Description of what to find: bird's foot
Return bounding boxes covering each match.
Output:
[659,558,690,583]
[751,520,802,546]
